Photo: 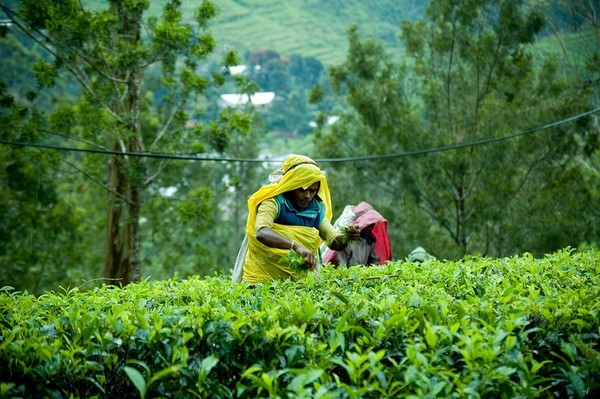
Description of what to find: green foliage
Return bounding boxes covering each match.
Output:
[1,0,257,287]
[339,226,356,247]
[278,248,306,271]
[204,0,425,66]
[124,360,182,399]
[1,0,598,295]
[316,0,599,259]
[0,249,599,398]
[240,49,326,135]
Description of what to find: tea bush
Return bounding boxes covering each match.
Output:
[1,248,599,398]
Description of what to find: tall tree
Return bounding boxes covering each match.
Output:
[399,0,549,257]
[1,0,251,285]
[315,0,598,258]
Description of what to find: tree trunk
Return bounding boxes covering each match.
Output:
[126,8,144,283]
[128,159,142,282]
[125,74,143,283]
[103,6,144,285]
[103,149,142,285]
[104,152,131,286]
[457,183,468,257]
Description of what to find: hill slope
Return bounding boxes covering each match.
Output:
[80,0,424,66]
[196,0,427,66]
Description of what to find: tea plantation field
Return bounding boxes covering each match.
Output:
[1,249,599,398]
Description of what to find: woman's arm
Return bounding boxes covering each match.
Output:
[256,227,317,269]
[255,198,321,269]
[319,219,361,251]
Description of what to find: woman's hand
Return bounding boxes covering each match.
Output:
[293,243,317,270]
[330,225,361,251]
[345,225,361,241]
[256,227,317,270]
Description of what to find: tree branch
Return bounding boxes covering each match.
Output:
[62,159,130,204]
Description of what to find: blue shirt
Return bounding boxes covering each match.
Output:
[273,194,325,228]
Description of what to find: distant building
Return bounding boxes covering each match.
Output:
[309,115,339,128]
[219,92,276,110]
[223,65,247,76]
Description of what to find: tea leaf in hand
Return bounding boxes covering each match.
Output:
[340,226,355,247]
[278,248,306,271]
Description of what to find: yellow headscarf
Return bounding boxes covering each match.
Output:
[245,154,332,234]
[242,154,332,282]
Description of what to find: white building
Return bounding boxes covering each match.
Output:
[228,65,247,75]
[218,92,276,109]
[309,115,339,128]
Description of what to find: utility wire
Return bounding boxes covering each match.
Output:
[1,107,598,164]
[317,107,599,162]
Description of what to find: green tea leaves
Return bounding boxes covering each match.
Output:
[0,249,599,397]
[340,225,358,247]
[278,248,307,271]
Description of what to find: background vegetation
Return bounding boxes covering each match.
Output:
[195,0,426,66]
[314,0,599,260]
[0,0,598,293]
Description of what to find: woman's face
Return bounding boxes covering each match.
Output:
[289,182,319,209]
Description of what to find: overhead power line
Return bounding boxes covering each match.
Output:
[1,108,598,164]
[317,107,599,162]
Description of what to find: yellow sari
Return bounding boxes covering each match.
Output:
[242,154,332,283]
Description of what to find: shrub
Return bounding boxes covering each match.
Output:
[1,248,599,398]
